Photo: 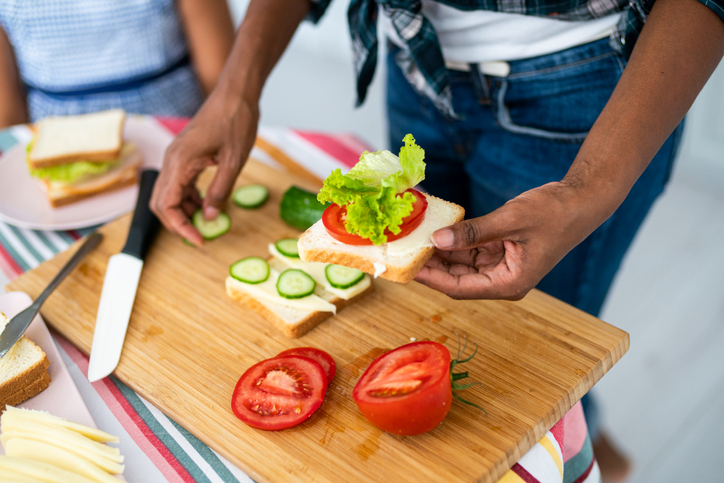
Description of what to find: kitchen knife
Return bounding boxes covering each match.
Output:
[0,233,102,358]
[87,170,161,382]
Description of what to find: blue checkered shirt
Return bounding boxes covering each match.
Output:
[0,0,203,120]
[308,0,724,118]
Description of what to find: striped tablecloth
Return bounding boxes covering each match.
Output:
[0,117,598,483]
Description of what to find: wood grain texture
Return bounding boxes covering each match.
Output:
[6,159,629,483]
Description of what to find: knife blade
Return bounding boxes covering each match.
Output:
[88,170,161,382]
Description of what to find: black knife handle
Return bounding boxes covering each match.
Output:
[122,169,161,260]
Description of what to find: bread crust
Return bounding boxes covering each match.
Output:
[28,110,126,168]
[298,194,465,284]
[226,279,374,338]
[0,339,51,409]
[28,149,123,169]
[46,168,138,208]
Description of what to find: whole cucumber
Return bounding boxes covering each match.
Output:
[280,186,330,231]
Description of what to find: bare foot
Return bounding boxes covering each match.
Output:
[593,432,633,483]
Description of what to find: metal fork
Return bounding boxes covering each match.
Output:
[0,232,103,358]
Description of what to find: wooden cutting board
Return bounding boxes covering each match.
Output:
[7,158,629,482]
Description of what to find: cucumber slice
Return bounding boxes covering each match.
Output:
[277,269,316,299]
[233,184,269,209]
[325,264,365,289]
[275,238,300,258]
[280,186,330,231]
[230,257,270,284]
[192,210,231,240]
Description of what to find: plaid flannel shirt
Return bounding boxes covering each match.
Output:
[307,0,724,118]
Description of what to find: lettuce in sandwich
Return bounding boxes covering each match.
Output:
[318,134,426,245]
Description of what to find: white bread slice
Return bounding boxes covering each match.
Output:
[226,258,374,338]
[29,109,125,168]
[0,312,51,409]
[298,194,465,284]
[41,142,142,208]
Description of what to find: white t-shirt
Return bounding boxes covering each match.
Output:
[383,2,622,63]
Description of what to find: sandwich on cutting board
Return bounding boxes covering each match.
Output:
[226,238,373,338]
[26,109,142,207]
[298,134,464,283]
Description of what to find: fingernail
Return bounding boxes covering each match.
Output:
[432,229,454,249]
[204,206,219,220]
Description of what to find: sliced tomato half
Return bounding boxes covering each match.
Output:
[352,341,451,435]
[231,355,327,431]
[277,347,337,383]
[322,189,428,245]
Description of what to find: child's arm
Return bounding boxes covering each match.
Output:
[178,0,235,96]
[0,27,28,128]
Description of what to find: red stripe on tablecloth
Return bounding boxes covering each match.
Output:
[511,463,541,483]
[155,117,189,136]
[56,335,193,483]
[0,242,22,280]
[572,459,596,483]
[67,230,81,241]
[294,131,366,168]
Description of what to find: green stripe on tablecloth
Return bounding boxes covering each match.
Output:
[563,434,594,483]
[33,230,63,256]
[111,376,225,483]
[0,226,31,272]
[7,224,43,263]
[0,131,18,152]
[168,417,249,483]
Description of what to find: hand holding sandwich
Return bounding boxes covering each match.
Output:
[416,180,608,300]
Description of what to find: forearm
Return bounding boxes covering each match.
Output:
[215,0,311,104]
[564,0,724,220]
[178,0,235,95]
[0,28,27,128]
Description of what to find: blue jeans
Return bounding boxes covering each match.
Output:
[387,38,684,439]
[387,38,683,318]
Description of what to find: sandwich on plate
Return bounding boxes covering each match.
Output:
[298,134,464,283]
[26,109,142,207]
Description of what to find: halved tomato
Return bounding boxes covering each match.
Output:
[322,189,428,245]
[352,341,452,435]
[231,355,327,430]
[277,347,337,383]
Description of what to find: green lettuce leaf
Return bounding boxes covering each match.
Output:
[26,141,120,184]
[317,134,426,245]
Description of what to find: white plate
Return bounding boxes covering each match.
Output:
[0,291,96,448]
[0,116,172,230]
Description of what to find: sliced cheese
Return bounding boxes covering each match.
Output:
[226,268,336,314]
[0,456,97,483]
[0,430,123,473]
[3,406,119,443]
[268,243,371,299]
[1,418,122,462]
[3,439,120,483]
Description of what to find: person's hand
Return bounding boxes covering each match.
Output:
[150,91,259,245]
[415,181,608,300]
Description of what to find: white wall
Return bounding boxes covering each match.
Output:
[227,0,388,149]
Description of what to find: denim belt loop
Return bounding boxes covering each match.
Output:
[469,63,491,105]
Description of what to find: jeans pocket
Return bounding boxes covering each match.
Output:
[495,80,589,143]
[495,50,623,144]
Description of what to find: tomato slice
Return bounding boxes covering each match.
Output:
[322,189,428,245]
[231,355,327,430]
[352,341,451,436]
[277,347,337,383]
